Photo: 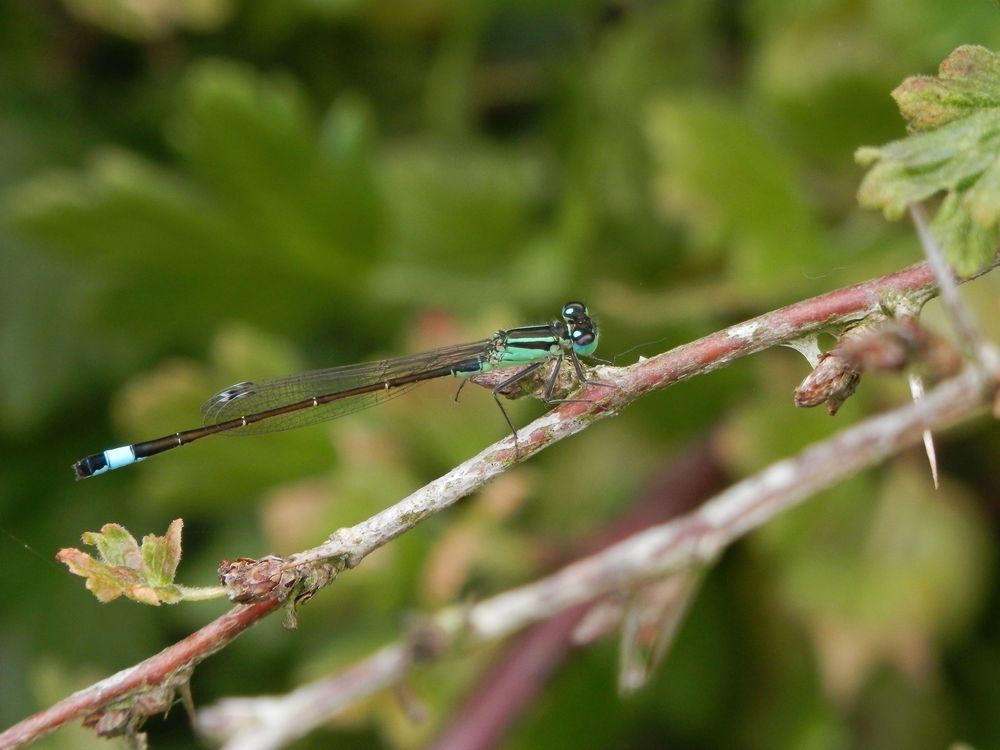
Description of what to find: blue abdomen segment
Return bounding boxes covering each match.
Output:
[106,445,142,470]
[74,445,143,478]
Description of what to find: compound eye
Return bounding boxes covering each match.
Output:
[573,330,595,346]
[563,302,586,319]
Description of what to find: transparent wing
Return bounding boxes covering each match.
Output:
[200,339,492,435]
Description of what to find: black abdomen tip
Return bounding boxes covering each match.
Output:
[72,454,106,480]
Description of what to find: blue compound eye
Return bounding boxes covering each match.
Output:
[563,302,586,318]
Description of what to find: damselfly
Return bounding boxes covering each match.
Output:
[73,301,602,478]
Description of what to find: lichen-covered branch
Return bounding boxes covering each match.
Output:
[199,362,999,750]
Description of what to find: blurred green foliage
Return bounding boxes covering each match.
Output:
[2,1,1000,749]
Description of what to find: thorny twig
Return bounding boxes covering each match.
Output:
[200,363,999,750]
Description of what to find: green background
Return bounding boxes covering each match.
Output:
[2,1,1000,748]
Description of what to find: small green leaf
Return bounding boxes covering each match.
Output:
[141,519,184,587]
[856,45,1000,274]
[57,520,188,605]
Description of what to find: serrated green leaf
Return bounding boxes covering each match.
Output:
[58,520,188,605]
[856,45,1000,274]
